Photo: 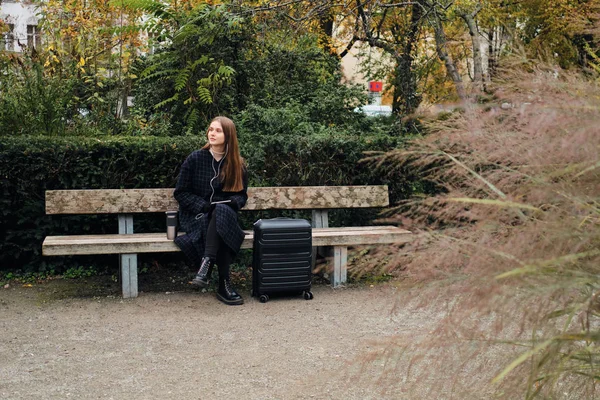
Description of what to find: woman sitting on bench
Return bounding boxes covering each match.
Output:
[174,116,248,306]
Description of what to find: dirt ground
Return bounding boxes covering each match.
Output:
[0,276,513,400]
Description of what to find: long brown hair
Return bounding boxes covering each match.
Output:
[202,116,245,192]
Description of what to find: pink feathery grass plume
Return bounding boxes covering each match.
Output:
[356,59,600,398]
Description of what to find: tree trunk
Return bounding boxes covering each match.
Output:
[431,10,466,100]
[460,10,483,91]
[487,28,499,79]
[392,2,423,115]
[118,79,131,118]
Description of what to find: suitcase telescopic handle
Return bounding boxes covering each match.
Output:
[254,217,295,225]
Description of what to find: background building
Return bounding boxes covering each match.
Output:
[1,1,40,52]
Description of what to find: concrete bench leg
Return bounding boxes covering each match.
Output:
[311,210,329,268]
[120,254,138,298]
[332,245,348,288]
[118,214,138,298]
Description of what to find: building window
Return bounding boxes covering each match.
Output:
[27,24,41,49]
[1,24,15,51]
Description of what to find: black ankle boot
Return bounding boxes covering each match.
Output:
[191,257,214,288]
[217,279,244,305]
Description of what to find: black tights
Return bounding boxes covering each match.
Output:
[204,213,220,259]
[203,213,234,281]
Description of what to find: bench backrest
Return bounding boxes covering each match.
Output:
[45,186,389,215]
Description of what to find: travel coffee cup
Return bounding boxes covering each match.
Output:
[166,211,178,240]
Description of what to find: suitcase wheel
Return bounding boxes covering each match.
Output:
[303,291,314,300]
[259,294,269,303]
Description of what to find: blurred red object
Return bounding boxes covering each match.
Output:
[369,81,383,92]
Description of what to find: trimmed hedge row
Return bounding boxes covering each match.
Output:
[1,133,412,273]
[0,136,196,273]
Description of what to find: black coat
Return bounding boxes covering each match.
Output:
[173,149,248,266]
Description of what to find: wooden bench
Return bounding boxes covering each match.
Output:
[42,186,413,298]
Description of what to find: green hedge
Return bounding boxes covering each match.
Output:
[0,136,197,273]
[1,133,414,273]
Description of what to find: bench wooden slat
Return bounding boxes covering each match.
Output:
[45,186,389,214]
[42,226,412,256]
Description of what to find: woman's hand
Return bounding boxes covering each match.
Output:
[202,202,216,213]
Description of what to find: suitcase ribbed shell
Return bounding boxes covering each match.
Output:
[252,218,313,302]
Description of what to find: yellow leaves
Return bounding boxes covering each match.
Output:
[43,50,62,70]
[36,0,144,77]
[77,56,88,73]
[452,0,481,14]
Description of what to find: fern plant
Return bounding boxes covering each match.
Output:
[119,1,243,133]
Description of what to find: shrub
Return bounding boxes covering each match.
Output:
[0,56,77,136]
[0,51,128,137]
[0,135,198,273]
[1,129,417,273]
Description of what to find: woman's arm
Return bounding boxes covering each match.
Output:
[174,153,210,215]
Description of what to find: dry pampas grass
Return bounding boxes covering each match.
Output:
[355,60,600,398]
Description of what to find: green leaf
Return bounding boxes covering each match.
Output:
[197,87,212,104]
[154,93,179,109]
[217,65,235,77]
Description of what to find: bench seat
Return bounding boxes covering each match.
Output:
[42,226,412,256]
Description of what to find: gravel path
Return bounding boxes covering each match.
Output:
[0,282,407,399]
[0,280,508,399]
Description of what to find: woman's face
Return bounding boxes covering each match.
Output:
[207,120,225,147]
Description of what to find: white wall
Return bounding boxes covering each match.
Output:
[1,1,40,52]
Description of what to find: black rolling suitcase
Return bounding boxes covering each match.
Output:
[252,218,314,303]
